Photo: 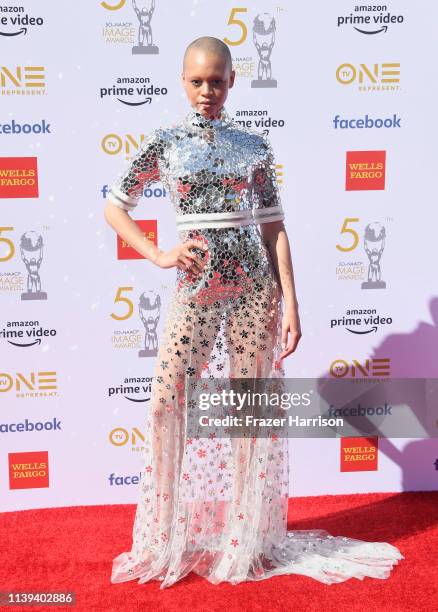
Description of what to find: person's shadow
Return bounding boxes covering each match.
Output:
[284,298,438,540]
[314,295,438,493]
[286,488,438,542]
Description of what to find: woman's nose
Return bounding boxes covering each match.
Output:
[200,82,213,96]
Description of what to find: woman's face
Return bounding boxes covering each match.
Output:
[181,49,235,119]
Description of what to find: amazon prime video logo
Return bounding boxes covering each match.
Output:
[99,75,167,105]
[337,4,404,35]
[0,5,44,37]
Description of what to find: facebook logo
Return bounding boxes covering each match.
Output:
[333,114,401,129]
[0,119,51,134]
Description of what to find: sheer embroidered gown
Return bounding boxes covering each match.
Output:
[107,106,404,588]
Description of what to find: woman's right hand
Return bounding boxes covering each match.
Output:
[154,239,209,278]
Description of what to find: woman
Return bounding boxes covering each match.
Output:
[104,36,403,588]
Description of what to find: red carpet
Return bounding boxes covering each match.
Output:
[1,491,437,611]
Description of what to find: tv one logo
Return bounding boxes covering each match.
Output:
[109,426,145,451]
[0,371,58,393]
[0,66,46,92]
[102,133,148,160]
[336,63,400,90]
[329,358,391,377]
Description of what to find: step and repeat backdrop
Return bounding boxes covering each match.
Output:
[1,1,437,512]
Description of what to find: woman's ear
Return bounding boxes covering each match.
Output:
[229,70,236,88]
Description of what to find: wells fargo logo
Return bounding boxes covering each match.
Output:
[109,426,145,452]
[336,62,400,91]
[8,450,49,489]
[329,358,391,377]
[117,219,157,260]
[0,370,58,396]
[340,437,378,472]
[0,66,46,95]
[345,151,386,191]
[0,157,39,198]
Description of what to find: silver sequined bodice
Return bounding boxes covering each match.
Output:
[108,106,285,300]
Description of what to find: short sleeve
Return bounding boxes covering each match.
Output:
[107,129,163,211]
[253,135,285,224]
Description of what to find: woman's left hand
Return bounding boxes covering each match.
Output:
[280,305,302,359]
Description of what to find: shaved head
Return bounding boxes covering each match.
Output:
[183,36,232,73]
[181,36,235,119]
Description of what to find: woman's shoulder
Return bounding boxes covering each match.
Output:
[226,117,271,144]
[140,115,273,154]
[227,121,274,158]
[141,119,194,147]
[138,124,173,153]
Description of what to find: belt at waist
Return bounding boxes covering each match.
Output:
[175,206,284,230]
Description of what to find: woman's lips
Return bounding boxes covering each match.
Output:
[197,102,218,118]
[198,103,217,116]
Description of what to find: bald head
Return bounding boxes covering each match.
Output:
[183,36,232,73]
[181,36,235,119]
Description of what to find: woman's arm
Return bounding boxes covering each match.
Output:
[260,220,302,359]
[104,202,162,262]
[103,202,208,274]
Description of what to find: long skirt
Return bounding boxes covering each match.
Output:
[111,227,404,588]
